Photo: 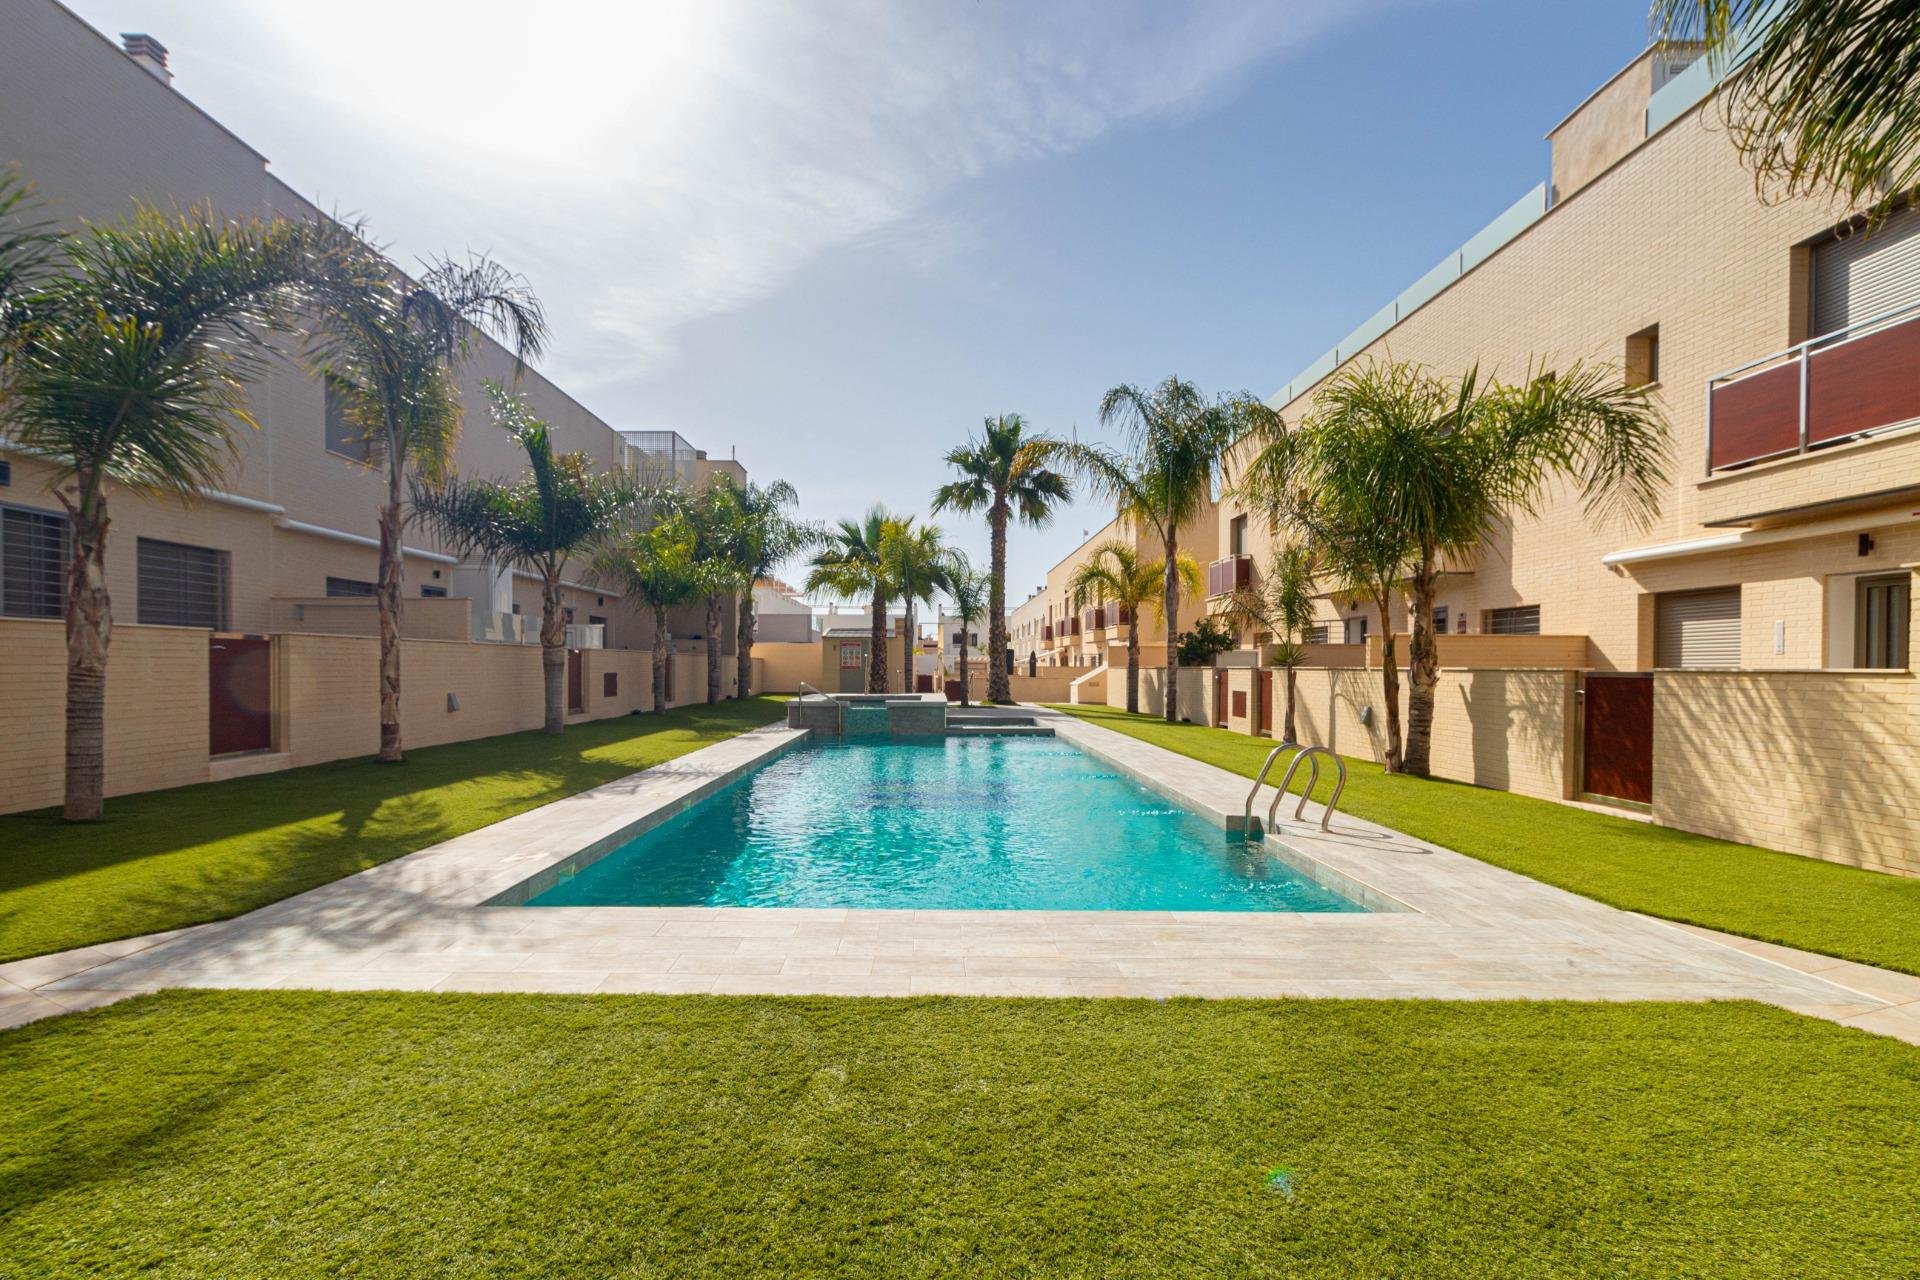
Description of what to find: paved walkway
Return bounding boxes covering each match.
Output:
[5,711,1918,1044]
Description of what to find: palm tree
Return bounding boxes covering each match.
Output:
[931,413,1070,703]
[1243,358,1667,776]
[805,506,902,693]
[945,560,990,706]
[1044,376,1281,721]
[593,506,718,713]
[1065,541,1201,715]
[410,383,641,733]
[1218,542,1318,743]
[883,520,959,696]
[5,201,346,819]
[718,478,819,700]
[1655,2,1920,217]
[313,244,547,763]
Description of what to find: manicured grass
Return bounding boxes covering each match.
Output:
[0,698,787,963]
[1,991,1915,1277]
[1055,704,1920,976]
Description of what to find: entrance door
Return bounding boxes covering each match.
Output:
[1214,669,1228,725]
[837,639,867,692]
[1258,669,1274,737]
[208,635,272,755]
[567,649,583,714]
[1582,673,1654,804]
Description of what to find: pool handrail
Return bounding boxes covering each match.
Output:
[797,681,831,702]
[1243,740,1299,835]
[1265,745,1347,835]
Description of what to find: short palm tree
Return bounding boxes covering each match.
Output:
[883,520,959,695]
[1044,376,1281,721]
[5,200,345,820]
[313,244,547,763]
[593,506,719,712]
[719,478,819,700]
[1655,1,1920,217]
[1244,358,1667,776]
[805,506,902,693]
[1217,542,1318,743]
[410,383,641,733]
[931,413,1070,703]
[1065,541,1201,715]
[945,560,990,706]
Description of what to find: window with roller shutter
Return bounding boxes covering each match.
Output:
[1655,587,1741,669]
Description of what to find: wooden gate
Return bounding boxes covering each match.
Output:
[567,649,583,714]
[1258,670,1274,737]
[1214,669,1228,724]
[208,635,271,755]
[1582,673,1654,804]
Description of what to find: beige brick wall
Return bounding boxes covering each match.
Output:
[0,619,211,812]
[1654,669,1920,875]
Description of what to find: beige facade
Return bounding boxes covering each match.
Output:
[1024,504,1221,670]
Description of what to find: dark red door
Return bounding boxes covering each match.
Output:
[567,650,584,714]
[208,636,271,755]
[1582,673,1654,804]
[1214,670,1228,724]
[1258,670,1274,736]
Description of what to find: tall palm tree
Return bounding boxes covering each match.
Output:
[6,201,346,820]
[1065,541,1201,715]
[1243,358,1667,776]
[1655,2,1920,217]
[593,506,718,713]
[883,520,959,695]
[410,383,641,733]
[805,506,902,693]
[313,244,547,764]
[945,560,990,706]
[1044,376,1281,721]
[718,478,819,700]
[931,413,1070,702]
[1218,542,1318,743]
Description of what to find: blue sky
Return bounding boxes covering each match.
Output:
[67,0,1651,600]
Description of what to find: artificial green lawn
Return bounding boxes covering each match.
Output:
[1055,704,1920,976]
[2,991,1916,1277]
[0,697,787,963]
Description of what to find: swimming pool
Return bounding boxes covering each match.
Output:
[520,736,1367,913]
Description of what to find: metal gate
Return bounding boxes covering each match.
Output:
[208,635,271,755]
[1581,673,1654,804]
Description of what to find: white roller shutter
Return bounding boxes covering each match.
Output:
[1656,587,1741,669]
[1811,204,1920,337]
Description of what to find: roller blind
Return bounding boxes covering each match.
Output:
[1811,204,1920,337]
[1655,587,1741,669]
[137,537,229,630]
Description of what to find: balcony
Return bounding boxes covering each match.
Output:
[1206,555,1252,597]
[1041,624,1054,643]
[1707,301,1920,472]
[1082,606,1107,632]
[1066,617,1081,637]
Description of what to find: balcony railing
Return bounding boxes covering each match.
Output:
[1707,299,1920,472]
[1206,555,1252,597]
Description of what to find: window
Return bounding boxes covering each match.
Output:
[137,538,228,629]
[1,503,66,619]
[1305,624,1329,644]
[1855,574,1910,669]
[421,585,448,598]
[1343,615,1368,644]
[1655,587,1740,668]
[323,378,372,462]
[1625,324,1659,387]
[1229,514,1249,557]
[1811,204,1920,338]
[1432,606,1450,634]
[1485,605,1541,636]
[326,576,376,598]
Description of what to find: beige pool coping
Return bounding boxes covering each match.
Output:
[5,707,1919,1044]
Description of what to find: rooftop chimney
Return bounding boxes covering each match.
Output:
[120,33,172,85]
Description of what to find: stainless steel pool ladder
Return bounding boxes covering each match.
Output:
[1242,742,1347,836]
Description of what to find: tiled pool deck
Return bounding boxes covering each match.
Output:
[5,707,1920,1042]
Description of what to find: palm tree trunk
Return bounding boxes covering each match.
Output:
[958,633,970,706]
[1284,665,1298,745]
[376,462,405,762]
[735,589,755,700]
[902,599,916,694]
[1125,618,1140,715]
[1403,555,1440,777]
[60,476,110,821]
[540,567,565,734]
[868,589,887,693]
[705,594,723,704]
[651,603,670,713]
[1375,590,1404,773]
[986,500,1010,703]
[1162,529,1180,722]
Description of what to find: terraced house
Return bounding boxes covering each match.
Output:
[0,0,749,813]
[1040,43,1920,875]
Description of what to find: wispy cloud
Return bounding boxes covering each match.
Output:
[73,0,1408,390]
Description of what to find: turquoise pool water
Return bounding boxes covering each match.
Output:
[523,736,1365,912]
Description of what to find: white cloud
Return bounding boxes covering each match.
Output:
[69,0,1410,389]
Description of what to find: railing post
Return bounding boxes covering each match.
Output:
[1703,379,1715,476]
